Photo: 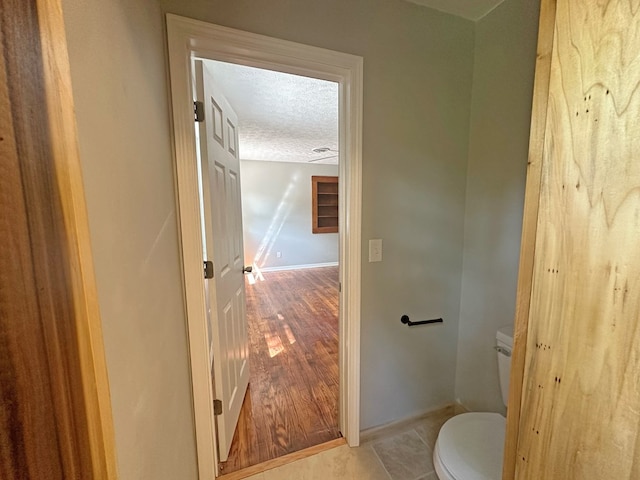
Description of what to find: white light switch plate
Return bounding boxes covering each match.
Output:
[369,239,382,262]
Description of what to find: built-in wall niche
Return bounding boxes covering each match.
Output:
[312,176,338,234]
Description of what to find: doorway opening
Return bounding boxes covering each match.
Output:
[166,15,363,478]
[226,266,340,473]
[199,60,342,473]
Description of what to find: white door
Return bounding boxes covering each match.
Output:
[194,60,250,463]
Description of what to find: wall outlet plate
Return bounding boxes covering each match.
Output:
[369,239,382,262]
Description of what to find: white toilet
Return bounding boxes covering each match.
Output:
[433,326,513,480]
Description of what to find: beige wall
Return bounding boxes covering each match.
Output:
[61,0,198,478]
[60,0,542,476]
[159,0,476,428]
[240,160,339,270]
[455,0,540,413]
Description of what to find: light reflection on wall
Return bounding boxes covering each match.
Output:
[250,173,299,269]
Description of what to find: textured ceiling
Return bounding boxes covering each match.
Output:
[206,60,339,165]
[405,0,505,20]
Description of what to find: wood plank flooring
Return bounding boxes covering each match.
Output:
[220,266,341,475]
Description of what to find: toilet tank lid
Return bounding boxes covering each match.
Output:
[496,325,513,348]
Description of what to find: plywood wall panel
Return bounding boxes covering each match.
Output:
[502,1,555,477]
[515,0,640,478]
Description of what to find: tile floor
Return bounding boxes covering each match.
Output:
[242,406,456,480]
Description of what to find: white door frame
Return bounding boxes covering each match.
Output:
[166,14,363,479]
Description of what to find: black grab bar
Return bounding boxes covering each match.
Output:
[400,315,443,327]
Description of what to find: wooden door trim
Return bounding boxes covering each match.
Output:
[502,0,556,478]
[166,15,363,478]
[1,0,117,477]
[37,0,118,475]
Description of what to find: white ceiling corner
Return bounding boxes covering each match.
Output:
[404,0,506,21]
[205,60,339,165]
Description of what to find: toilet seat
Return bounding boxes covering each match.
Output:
[433,412,505,480]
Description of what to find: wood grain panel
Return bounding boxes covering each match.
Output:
[515,1,640,477]
[0,0,116,477]
[502,0,554,477]
[220,267,340,475]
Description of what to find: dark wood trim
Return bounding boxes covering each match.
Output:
[502,0,556,478]
[0,0,116,478]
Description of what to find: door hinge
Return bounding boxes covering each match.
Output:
[204,260,214,279]
[339,282,342,293]
[213,399,222,416]
[194,101,205,122]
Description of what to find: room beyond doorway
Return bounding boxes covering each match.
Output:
[166,17,363,478]
[221,266,340,474]
[205,60,341,474]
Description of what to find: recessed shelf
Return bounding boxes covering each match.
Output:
[312,176,338,234]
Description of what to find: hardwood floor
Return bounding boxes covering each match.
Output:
[220,266,340,475]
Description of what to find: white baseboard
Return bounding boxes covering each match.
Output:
[259,262,338,273]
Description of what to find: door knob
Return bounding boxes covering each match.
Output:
[243,266,253,274]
